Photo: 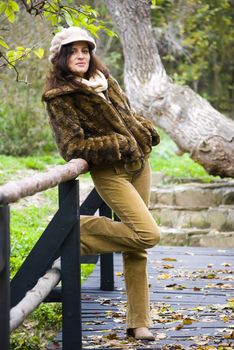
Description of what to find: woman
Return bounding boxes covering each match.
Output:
[42,26,160,340]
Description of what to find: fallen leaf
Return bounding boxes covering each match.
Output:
[197,347,217,350]
[116,271,123,276]
[192,306,206,311]
[158,273,170,279]
[166,283,187,290]
[221,262,232,267]
[94,320,105,325]
[112,311,125,317]
[183,317,196,325]
[163,264,174,269]
[192,335,209,345]
[176,323,184,330]
[201,273,216,279]
[155,332,167,339]
[227,298,234,302]
[101,299,111,305]
[227,301,234,309]
[185,251,194,256]
[207,263,214,268]
[162,257,177,261]
[220,315,230,323]
[224,330,234,339]
[113,318,123,323]
[104,332,119,340]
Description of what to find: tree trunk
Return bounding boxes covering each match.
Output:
[105,0,234,178]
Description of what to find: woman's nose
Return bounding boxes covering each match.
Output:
[77,51,84,59]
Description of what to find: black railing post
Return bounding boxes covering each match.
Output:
[99,202,114,291]
[59,180,82,350]
[0,205,10,350]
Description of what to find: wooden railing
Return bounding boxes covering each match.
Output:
[0,159,114,350]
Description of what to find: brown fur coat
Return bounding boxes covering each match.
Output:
[42,76,160,169]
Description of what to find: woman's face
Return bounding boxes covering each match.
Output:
[67,41,90,77]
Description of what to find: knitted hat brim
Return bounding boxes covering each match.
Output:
[61,34,96,50]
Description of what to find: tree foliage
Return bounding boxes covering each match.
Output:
[0,0,115,80]
[0,0,233,158]
[0,0,117,157]
[152,0,234,114]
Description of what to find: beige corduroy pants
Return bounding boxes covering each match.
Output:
[80,159,160,329]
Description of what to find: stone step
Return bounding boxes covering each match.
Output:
[159,227,234,248]
[150,205,234,231]
[150,181,234,208]
[151,172,234,187]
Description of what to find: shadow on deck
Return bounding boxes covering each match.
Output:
[52,246,234,349]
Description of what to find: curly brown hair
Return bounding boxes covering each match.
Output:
[44,42,110,92]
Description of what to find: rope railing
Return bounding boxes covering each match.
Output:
[0,158,89,205]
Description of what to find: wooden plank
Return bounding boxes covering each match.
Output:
[10,184,79,307]
[51,246,234,350]
[99,203,114,291]
[81,321,233,331]
[153,246,234,256]
[59,181,82,350]
[81,255,99,264]
[80,188,103,216]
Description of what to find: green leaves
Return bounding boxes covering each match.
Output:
[33,48,44,59]
[61,4,116,38]
[44,0,60,26]
[6,47,31,67]
[43,2,116,38]
[0,0,19,23]
[0,1,116,73]
[152,0,234,112]
[0,35,9,49]
[0,1,6,14]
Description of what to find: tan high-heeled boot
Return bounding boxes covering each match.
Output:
[127,327,155,340]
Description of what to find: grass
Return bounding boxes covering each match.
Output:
[0,155,65,185]
[0,129,220,349]
[0,129,220,186]
[149,129,220,182]
[0,154,92,185]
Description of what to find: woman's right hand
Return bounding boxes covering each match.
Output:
[117,134,142,159]
[117,134,131,154]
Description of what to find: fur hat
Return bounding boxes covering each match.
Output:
[49,26,96,63]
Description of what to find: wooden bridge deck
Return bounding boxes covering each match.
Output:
[54,246,234,349]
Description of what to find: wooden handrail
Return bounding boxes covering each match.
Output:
[0,159,114,350]
[10,260,61,331]
[0,159,88,205]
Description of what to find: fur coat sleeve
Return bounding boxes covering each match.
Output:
[43,75,160,166]
[46,95,133,163]
[133,113,160,146]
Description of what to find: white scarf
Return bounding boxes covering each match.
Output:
[77,70,108,100]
